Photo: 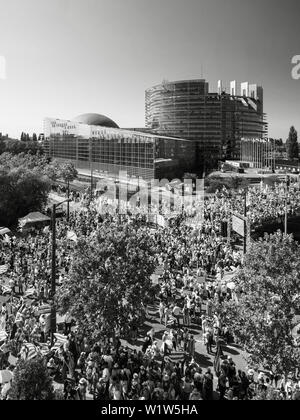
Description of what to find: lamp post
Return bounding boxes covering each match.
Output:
[67,180,70,222]
[51,199,71,345]
[243,190,247,255]
[285,175,290,235]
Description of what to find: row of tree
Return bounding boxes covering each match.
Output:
[20,132,42,142]
[0,138,44,156]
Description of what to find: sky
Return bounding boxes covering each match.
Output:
[0,0,299,139]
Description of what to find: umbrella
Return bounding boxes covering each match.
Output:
[0,370,13,384]
[227,282,236,290]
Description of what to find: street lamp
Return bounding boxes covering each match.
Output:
[50,199,71,344]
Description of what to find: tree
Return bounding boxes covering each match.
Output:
[32,133,38,142]
[9,357,54,400]
[2,139,43,155]
[286,126,299,160]
[0,166,51,226]
[217,232,300,376]
[0,137,5,155]
[0,152,80,226]
[59,161,78,184]
[57,221,157,341]
[58,162,78,219]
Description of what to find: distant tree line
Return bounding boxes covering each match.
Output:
[20,132,41,142]
[0,133,44,156]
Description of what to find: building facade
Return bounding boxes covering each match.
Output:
[43,115,195,182]
[240,138,276,170]
[145,79,268,166]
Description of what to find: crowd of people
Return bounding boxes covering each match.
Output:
[1,179,300,400]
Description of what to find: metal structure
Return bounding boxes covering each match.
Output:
[145,79,268,163]
[44,117,195,182]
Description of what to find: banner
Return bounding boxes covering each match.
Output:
[232,215,246,237]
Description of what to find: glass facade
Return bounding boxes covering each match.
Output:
[145,80,268,162]
[43,118,194,181]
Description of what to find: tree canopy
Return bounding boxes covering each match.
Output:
[57,220,157,341]
[286,126,299,160]
[0,138,44,155]
[59,161,78,184]
[218,232,300,375]
[205,176,249,194]
[9,357,54,400]
[0,152,77,226]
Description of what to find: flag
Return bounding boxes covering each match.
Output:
[38,304,52,315]
[164,351,185,364]
[0,265,9,275]
[0,331,8,343]
[15,311,25,324]
[37,343,50,357]
[51,333,68,352]
[8,354,18,367]
[53,333,68,343]
[24,287,36,298]
[1,285,11,295]
[23,343,38,361]
[67,231,78,243]
[167,315,176,327]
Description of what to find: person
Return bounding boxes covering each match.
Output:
[78,378,88,400]
[190,387,202,400]
[181,374,193,400]
[183,304,190,327]
[164,306,171,328]
[158,301,165,325]
[64,312,73,335]
[218,369,227,400]
[227,357,237,387]
[47,358,57,378]
[188,335,195,359]
[204,329,213,355]
[292,384,300,401]
[172,304,181,327]
[202,369,214,400]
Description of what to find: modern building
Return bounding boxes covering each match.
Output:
[43,113,195,182]
[145,79,268,166]
[240,138,276,170]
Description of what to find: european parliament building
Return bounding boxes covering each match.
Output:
[145,79,268,163]
[44,113,195,181]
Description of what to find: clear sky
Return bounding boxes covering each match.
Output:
[0,0,299,139]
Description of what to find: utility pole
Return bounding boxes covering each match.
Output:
[67,180,70,222]
[90,138,94,202]
[90,164,93,202]
[51,204,57,345]
[244,191,247,255]
[285,175,289,235]
[51,198,71,345]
